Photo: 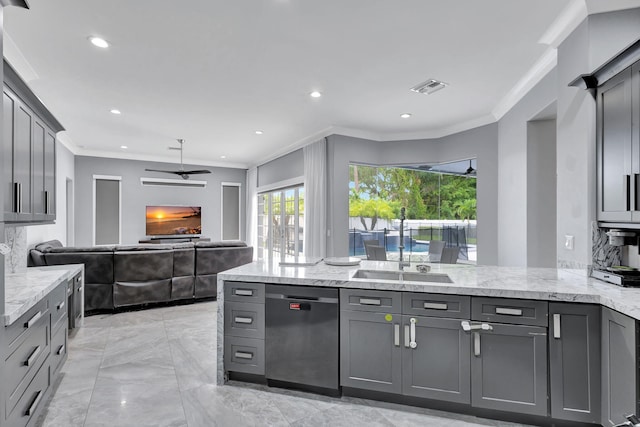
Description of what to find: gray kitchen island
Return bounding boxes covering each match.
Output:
[217,260,640,426]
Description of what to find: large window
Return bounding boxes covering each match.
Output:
[349,162,477,263]
[257,186,304,261]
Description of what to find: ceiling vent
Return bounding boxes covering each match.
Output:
[410,78,448,95]
[140,177,207,188]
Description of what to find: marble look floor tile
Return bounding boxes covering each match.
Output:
[100,326,171,368]
[108,308,165,328]
[289,403,395,427]
[169,335,217,392]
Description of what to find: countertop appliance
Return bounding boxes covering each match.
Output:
[592,268,640,287]
[265,284,339,395]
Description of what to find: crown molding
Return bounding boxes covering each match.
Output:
[538,0,588,48]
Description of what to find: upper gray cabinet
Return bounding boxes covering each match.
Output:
[3,61,63,223]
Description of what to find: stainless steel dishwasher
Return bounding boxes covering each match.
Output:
[265,284,339,395]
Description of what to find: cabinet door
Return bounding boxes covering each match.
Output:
[601,307,637,426]
[32,117,46,220]
[402,315,470,404]
[3,90,16,221]
[44,129,56,219]
[471,323,548,416]
[597,67,633,221]
[12,96,33,221]
[549,303,601,423]
[632,61,640,221]
[340,309,402,394]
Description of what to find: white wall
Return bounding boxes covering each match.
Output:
[26,141,75,248]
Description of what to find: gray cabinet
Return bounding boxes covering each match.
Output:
[470,322,548,416]
[601,307,637,426]
[340,309,402,394]
[549,303,601,423]
[402,315,470,403]
[596,59,640,222]
[2,61,62,223]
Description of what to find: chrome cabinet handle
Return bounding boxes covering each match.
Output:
[626,175,632,211]
[25,311,42,328]
[473,332,481,357]
[234,289,253,296]
[26,390,43,416]
[424,302,448,310]
[409,318,417,349]
[57,344,66,356]
[57,300,65,311]
[404,325,410,348]
[13,182,19,213]
[495,307,523,316]
[234,351,253,360]
[553,314,561,339]
[359,298,381,306]
[44,190,50,214]
[461,321,493,332]
[394,324,400,347]
[25,346,41,366]
[234,316,253,324]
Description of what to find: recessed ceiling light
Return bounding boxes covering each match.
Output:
[255,130,263,135]
[120,145,128,149]
[400,113,412,119]
[110,109,121,115]
[220,155,227,159]
[310,91,322,98]
[89,36,109,49]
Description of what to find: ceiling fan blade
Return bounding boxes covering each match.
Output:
[182,170,211,175]
[145,168,176,173]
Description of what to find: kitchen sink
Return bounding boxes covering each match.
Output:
[352,269,453,283]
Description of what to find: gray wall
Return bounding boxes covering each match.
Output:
[527,118,557,268]
[497,71,558,266]
[258,149,303,188]
[74,156,246,246]
[326,123,499,265]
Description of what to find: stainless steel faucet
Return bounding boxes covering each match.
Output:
[398,207,410,271]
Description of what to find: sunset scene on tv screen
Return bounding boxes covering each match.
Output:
[146,206,202,236]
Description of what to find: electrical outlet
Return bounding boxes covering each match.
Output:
[564,235,574,250]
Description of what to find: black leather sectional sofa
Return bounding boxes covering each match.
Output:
[29,240,253,312]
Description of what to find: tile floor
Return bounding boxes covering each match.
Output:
[35,301,532,427]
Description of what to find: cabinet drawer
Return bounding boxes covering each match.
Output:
[471,297,548,327]
[224,302,265,339]
[50,282,68,333]
[224,281,265,303]
[340,289,401,313]
[5,319,49,417]
[5,362,50,427]
[224,336,264,375]
[51,324,68,378]
[403,293,470,319]
[5,298,48,353]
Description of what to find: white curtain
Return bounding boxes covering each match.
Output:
[303,138,327,258]
[245,167,258,260]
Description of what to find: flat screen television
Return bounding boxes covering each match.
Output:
[145,206,202,237]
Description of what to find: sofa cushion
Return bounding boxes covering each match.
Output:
[172,242,195,249]
[171,276,195,300]
[173,246,195,277]
[44,252,114,284]
[85,282,114,311]
[195,275,217,298]
[115,244,173,251]
[195,240,247,248]
[34,239,64,252]
[114,279,171,307]
[114,250,173,282]
[195,246,253,275]
[47,245,116,253]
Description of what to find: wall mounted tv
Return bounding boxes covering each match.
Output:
[146,206,202,237]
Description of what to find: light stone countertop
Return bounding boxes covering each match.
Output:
[4,264,84,326]
[217,260,640,320]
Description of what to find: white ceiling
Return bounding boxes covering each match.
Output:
[4,0,640,169]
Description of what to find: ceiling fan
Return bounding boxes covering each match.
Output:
[464,159,476,176]
[145,139,211,180]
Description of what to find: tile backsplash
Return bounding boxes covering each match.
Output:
[4,226,27,274]
[592,221,622,271]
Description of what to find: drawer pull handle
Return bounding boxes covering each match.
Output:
[57,344,66,355]
[234,317,253,324]
[25,311,42,328]
[25,346,41,367]
[234,289,254,296]
[25,390,43,416]
[423,302,448,310]
[359,298,381,306]
[394,324,400,347]
[235,351,254,360]
[57,301,65,311]
[495,307,523,316]
[474,332,481,357]
[77,287,82,293]
[553,314,561,339]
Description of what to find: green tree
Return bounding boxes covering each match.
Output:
[349,196,397,230]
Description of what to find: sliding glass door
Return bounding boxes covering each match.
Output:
[257,186,304,261]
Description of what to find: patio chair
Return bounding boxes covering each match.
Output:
[363,239,380,260]
[441,246,459,264]
[428,240,446,263]
[368,245,387,261]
